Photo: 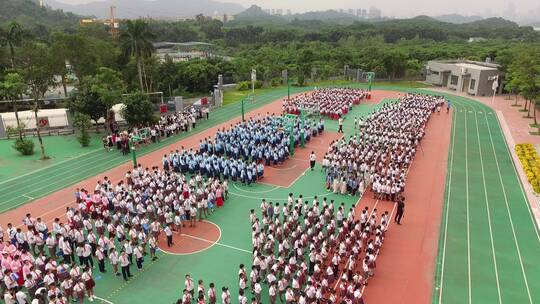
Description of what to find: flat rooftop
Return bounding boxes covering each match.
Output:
[455,62,498,71]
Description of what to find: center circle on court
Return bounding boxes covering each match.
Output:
[157,220,221,255]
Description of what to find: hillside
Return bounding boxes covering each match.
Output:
[434,14,483,24]
[0,0,80,29]
[48,0,244,19]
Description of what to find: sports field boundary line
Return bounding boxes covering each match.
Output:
[435,103,457,304]
[464,104,472,304]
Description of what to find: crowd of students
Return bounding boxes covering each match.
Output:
[0,163,228,304]
[323,94,444,198]
[103,107,201,154]
[160,114,326,187]
[283,88,367,119]
[240,194,389,303]
[212,114,324,165]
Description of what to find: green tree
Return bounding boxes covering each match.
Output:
[509,47,540,127]
[121,92,157,127]
[70,78,106,127]
[120,20,155,92]
[19,42,59,160]
[90,67,125,129]
[73,112,92,147]
[200,20,224,40]
[0,72,27,140]
[1,21,25,68]
[382,49,408,80]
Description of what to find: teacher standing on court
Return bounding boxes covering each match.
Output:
[309,151,316,171]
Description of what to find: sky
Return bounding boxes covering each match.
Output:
[54,0,540,20]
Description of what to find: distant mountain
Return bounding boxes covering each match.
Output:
[47,0,244,19]
[1,0,81,28]
[290,10,361,25]
[434,14,483,24]
[234,4,282,21]
[465,17,520,28]
[235,6,364,26]
[235,5,269,18]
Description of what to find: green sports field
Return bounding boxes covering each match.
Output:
[431,93,540,304]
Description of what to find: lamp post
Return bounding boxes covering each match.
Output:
[241,97,246,122]
[300,108,305,148]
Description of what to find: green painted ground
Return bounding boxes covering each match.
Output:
[0,133,104,180]
[430,93,540,304]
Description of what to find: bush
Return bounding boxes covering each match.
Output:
[73,112,92,147]
[516,143,540,193]
[236,80,263,91]
[77,132,91,147]
[13,138,35,155]
[236,81,249,91]
[296,75,306,87]
[271,78,282,87]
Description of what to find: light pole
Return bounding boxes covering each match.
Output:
[366,72,375,92]
[241,97,246,122]
[287,77,291,101]
[131,145,137,168]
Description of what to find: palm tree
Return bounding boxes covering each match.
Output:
[120,20,154,91]
[2,21,25,68]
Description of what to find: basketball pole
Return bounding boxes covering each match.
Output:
[241,97,245,122]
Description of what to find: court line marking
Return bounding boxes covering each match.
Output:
[484,107,534,304]
[473,108,502,303]
[437,104,457,304]
[232,183,281,194]
[158,220,222,256]
[268,164,298,171]
[182,234,251,254]
[285,166,311,188]
[464,103,472,304]
[94,296,115,304]
[0,147,103,186]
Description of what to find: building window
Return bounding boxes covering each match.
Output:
[431,71,439,75]
[470,79,476,90]
[450,75,459,85]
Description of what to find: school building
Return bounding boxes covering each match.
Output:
[425,59,503,96]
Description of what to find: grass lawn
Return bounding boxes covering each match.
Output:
[0,132,105,182]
